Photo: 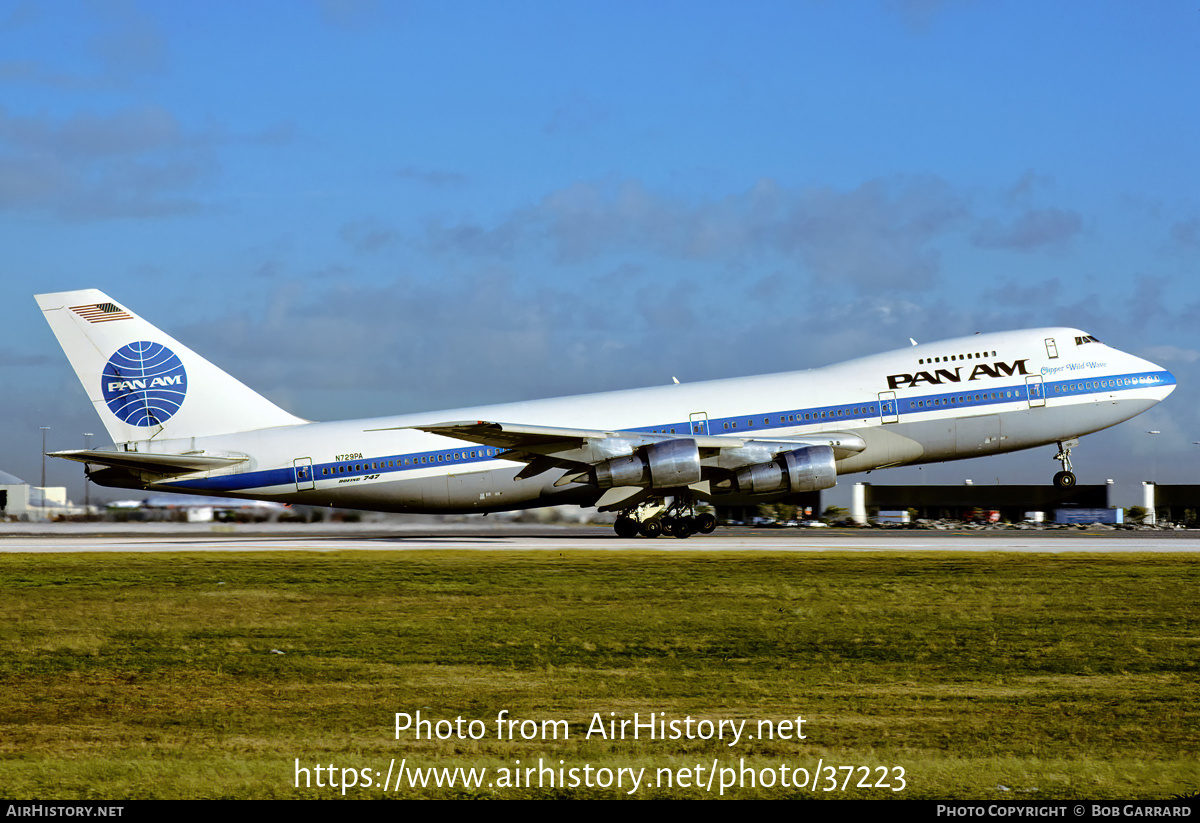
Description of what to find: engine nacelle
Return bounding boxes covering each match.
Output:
[594,438,702,489]
[733,445,837,495]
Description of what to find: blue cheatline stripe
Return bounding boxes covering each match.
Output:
[162,369,1172,494]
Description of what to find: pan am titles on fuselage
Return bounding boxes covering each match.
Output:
[36,290,1175,537]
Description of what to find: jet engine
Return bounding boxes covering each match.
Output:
[593,438,702,489]
[732,445,837,495]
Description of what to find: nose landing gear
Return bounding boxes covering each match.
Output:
[1052,439,1078,487]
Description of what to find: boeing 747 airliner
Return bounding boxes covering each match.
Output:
[36,289,1175,537]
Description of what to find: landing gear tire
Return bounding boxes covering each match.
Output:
[616,498,714,538]
[614,517,639,538]
[669,518,694,539]
[1052,440,1077,488]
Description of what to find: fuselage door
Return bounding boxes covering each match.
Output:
[1025,375,1046,408]
[294,457,315,491]
[878,391,899,424]
[689,412,710,436]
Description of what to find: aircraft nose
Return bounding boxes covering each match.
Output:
[1161,368,1177,398]
[1137,353,1176,400]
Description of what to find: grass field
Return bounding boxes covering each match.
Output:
[0,550,1195,799]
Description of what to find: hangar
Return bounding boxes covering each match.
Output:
[852,482,1112,524]
[0,469,87,521]
[851,482,1198,526]
[715,482,1197,527]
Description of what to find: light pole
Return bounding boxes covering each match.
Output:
[1146,431,1160,526]
[38,426,50,521]
[39,427,49,489]
[83,433,93,514]
[1146,431,1160,483]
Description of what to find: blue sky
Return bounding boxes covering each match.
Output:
[2,0,1198,504]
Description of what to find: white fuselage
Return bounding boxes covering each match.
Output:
[130,327,1173,513]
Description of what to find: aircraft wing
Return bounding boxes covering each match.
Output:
[396,420,865,508]
[404,420,865,459]
[49,449,248,477]
[401,420,596,452]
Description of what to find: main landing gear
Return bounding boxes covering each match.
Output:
[613,496,718,539]
[1052,439,1078,488]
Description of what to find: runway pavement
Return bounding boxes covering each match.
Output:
[2,522,1198,552]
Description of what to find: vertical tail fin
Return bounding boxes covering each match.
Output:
[36,289,306,443]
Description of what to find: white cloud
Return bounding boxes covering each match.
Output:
[972,208,1082,251]
[422,175,969,291]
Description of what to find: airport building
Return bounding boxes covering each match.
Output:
[851,481,1200,525]
[715,481,1195,526]
[111,494,293,522]
[851,482,1115,524]
[1138,484,1200,526]
[0,469,89,521]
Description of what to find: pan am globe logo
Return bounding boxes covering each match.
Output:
[101,341,188,426]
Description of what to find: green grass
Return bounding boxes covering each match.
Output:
[0,550,1195,798]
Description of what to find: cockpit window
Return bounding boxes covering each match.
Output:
[1074,335,1102,345]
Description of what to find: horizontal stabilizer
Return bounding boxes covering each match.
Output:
[49,449,247,477]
